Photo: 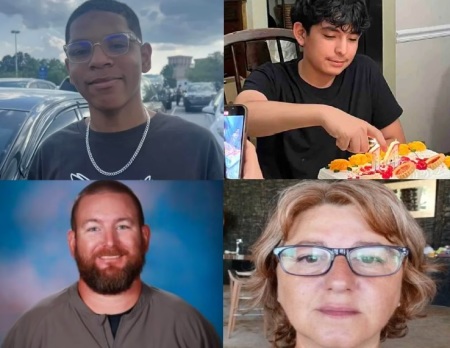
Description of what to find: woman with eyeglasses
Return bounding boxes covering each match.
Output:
[247,180,439,348]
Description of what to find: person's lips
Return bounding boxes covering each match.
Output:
[318,305,361,317]
[328,59,346,67]
[88,77,122,89]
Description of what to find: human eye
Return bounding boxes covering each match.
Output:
[358,255,385,264]
[86,225,100,232]
[297,254,321,263]
[106,35,128,50]
[117,223,131,230]
[323,34,335,39]
[69,42,90,57]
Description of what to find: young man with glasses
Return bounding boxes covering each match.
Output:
[28,0,223,180]
[235,0,406,179]
[2,181,221,347]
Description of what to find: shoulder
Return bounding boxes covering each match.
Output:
[347,54,382,76]
[143,284,203,316]
[151,112,215,143]
[2,286,72,345]
[141,284,220,346]
[249,59,298,78]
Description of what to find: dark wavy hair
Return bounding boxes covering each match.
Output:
[291,0,371,34]
[65,0,142,43]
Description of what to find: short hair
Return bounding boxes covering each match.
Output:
[71,180,145,231]
[291,0,371,35]
[248,180,439,348]
[65,0,142,43]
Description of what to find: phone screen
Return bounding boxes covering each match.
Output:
[224,111,246,179]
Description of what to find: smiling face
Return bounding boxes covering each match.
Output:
[68,191,150,295]
[295,21,360,79]
[277,204,403,348]
[65,11,151,112]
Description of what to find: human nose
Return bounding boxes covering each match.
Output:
[103,226,119,247]
[89,42,113,68]
[324,256,356,291]
[335,37,347,56]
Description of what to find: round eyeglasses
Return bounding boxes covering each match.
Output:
[273,245,409,277]
[64,32,142,63]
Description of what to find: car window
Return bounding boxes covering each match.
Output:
[0,109,28,167]
[0,81,28,87]
[39,82,53,89]
[39,108,80,146]
[29,82,39,88]
[141,78,158,102]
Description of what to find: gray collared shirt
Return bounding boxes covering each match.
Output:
[2,282,220,348]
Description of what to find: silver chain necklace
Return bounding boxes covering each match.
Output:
[85,109,151,176]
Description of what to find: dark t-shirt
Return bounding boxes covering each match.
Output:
[28,113,224,180]
[243,54,403,179]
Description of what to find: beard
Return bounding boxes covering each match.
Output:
[74,242,146,295]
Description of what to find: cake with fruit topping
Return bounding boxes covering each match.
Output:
[318,141,450,179]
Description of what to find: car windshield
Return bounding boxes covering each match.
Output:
[187,84,215,93]
[0,109,28,169]
[0,81,29,88]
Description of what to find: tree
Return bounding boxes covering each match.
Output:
[0,51,67,85]
[185,51,223,86]
[160,64,177,88]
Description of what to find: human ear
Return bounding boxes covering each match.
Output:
[141,43,152,73]
[293,22,306,46]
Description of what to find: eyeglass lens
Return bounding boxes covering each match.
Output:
[277,246,405,276]
[66,33,131,62]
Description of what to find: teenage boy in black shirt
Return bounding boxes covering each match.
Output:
[236,0,405,179]
[29,0,223,180]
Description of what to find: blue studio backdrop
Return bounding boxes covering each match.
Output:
[0,180,223,343]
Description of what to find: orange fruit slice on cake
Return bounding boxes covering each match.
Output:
[426,153,445,170]
[393,161,415,179]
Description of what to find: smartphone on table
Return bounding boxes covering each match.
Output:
[224,104,247,179]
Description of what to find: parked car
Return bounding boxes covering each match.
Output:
[204,88,224,150]
[58,76,78,92]
[0,78,57,89]
[183,82,217,112]
[0,88,88,179]
[140,76,165,112]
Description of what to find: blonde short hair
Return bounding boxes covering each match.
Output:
[248,180,438,348]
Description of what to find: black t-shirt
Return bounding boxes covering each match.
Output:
[243,54,403,179]
[28,113,224,180]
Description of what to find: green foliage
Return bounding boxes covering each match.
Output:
[160,64,177,88]
[186,51,223,86]
[0,51,67,85]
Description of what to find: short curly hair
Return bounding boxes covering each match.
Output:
[247,180,439,348]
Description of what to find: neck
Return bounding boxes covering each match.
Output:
[295,334,381,348]
[87,96,156,132]
[298,59,335,89]
[77,278,142,315]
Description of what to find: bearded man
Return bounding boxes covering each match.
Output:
[1,180,220,348]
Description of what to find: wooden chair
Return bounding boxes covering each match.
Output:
[227,269,263,338]
[224,28,301,103]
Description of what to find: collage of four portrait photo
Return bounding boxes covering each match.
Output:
[1,0,450,348]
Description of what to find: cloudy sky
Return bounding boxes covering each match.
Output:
[0,0,223,73]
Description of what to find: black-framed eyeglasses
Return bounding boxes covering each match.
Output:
[273,245,409,277]
[64,32,142,63]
